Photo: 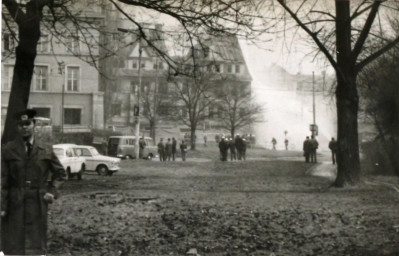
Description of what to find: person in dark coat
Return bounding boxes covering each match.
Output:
[303,136,310,163]
[309,135,319,163]
[180,140,187,161]
[328,137,338,165]
[284,139,289,150]
[271,137,277,150]
[171,137,177,161]
[229,138,236,161]
[157,138,165,161]
[235,134,244,160]
[219,137,228,161]
[165,138,172,161]
[139,136,146,158]
[1,109,65,255]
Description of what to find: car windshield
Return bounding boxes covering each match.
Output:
[89,147,100,156]
[53,148,64,157]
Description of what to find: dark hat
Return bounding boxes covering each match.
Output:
[14,109,37,124]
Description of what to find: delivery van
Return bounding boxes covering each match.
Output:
[108,136,158,160]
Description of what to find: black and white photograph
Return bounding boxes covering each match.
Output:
[1,0,399,255]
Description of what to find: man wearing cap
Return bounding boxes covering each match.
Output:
[1,109,66,255]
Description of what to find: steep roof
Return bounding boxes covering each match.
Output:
[198,35,246,63]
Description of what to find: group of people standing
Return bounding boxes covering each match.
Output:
[302,135,319,163]
[219,134,247,161]
[302,136,338,165]
[157,137,187,161]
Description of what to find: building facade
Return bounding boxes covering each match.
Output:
[1,7,104,134]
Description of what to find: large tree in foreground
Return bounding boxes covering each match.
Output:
[274,0,399,186]
[1,0,262,144]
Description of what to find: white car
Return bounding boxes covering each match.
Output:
[53,144,86,180]
[72,145,120,176]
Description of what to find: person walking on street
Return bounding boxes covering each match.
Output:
[303,136,310,163]
[271,137,277,150]
[328,137,338,165]
[203,135,207,147]
[309,135,319,163]
[165,138,172,161]
[284,138,289,150]
[180,140,188,161]
[1,109,66,255]
[157,138,165,161]
[172,137,177,161]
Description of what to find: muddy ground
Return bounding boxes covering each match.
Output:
[48,147,399,256]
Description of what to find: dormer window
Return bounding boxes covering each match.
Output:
[235,64,241,73]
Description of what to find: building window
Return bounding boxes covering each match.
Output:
[203,47,210,58]
[66,35,80,53]
[235,64,241,73]
[111,104,121,116]
[159,82,168,94]
[37,35,49,53]
[132,60,138,69]
[66,66,80,91]
[3,33,15,51]
[141,61,146,69]
[33,107,50,118]
[64,108,81,125]
[33,65,49,91]
[158,105,169,116]
[153,61,163,70]
[2,65,14,91]
[227,64,233,73]
[215,64,221,73]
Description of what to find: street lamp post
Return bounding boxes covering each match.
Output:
[58,61,65,142]
[134,40,143,160]
[311,71,317,137]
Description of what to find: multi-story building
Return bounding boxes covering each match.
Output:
[1,4,105,134]
[101,22,168,135]
[100,26,253,140]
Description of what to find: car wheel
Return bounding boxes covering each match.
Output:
[147,154,153,160]
[97,165,109,176]
[77,164,85,180]
[124,155,132,160]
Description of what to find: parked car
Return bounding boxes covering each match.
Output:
[53,144,85,180]
[72,145,120,176]
[108,136,158,160]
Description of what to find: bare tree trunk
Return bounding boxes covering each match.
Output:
[334,1,361,186]
[190,128,196,150]
[2,7,41,144]
[150,120,156,141]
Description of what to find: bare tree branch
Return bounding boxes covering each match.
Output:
[351,0,383,65]
[356,35,399,72]
[276,0,339,73]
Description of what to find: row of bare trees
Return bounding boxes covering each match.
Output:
[2,0,399,186]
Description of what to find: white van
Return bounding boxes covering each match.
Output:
[108,136,158,160]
